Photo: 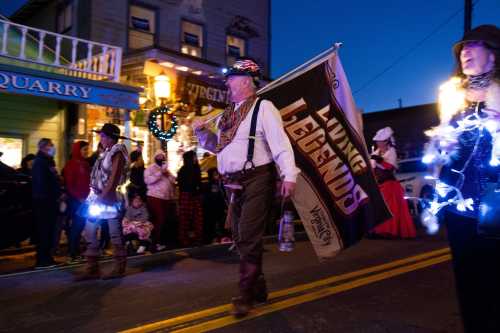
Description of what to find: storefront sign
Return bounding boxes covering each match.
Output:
[178,74,229,110]
[0,69,139,109]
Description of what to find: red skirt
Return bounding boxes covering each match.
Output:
[372,180,416,239]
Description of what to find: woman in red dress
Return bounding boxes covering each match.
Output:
[370,127,416,239]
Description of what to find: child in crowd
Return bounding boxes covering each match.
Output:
[122,192,154,254]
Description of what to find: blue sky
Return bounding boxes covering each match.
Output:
[2,0,499,112]
[271,0,499,112]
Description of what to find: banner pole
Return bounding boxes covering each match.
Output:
[258,43,342,95]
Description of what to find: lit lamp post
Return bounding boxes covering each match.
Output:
[153,73,172,153]
[154,73,171,105]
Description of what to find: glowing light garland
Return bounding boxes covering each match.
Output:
[148,105,178,141]
[420,77,500,234]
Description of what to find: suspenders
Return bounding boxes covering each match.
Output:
[242,98,263,171]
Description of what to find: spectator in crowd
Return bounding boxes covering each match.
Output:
[32,138,62,269]
[128,150,147,197]
[144,150,176,251]
[122,192,153,255]
[62,141,91,263]
[369,127,416,239]
[177,150,203,247]
[203,168,228,244]
[87,142,104,168]
[17,153,36,177]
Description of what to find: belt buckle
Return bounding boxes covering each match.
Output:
[242,160,255,175]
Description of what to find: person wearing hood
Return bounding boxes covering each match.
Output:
[62,141,91,262]
[369,127,416,239]
[144,150,176,251]
[32,138,62,269]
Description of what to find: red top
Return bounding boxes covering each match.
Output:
[63,142,91,201]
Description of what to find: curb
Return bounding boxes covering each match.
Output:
[0,231,309,279]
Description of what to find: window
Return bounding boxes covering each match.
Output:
[129,5,156,50]
[226,35,246,66]
[56,2,73,33]
[181,20,203,58]
[0,137,24,168]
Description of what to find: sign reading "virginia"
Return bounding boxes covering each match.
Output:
[0,67,140,109]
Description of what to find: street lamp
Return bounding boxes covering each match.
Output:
[154,73,171,105]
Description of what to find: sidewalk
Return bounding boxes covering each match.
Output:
[0,231,309,277]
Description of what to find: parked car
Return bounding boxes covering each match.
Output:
[396,157,434,217]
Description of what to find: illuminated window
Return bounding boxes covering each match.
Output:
[0,137,24,168]
[226,35,246,66]
[57,2,73,33]
[181,20,203,58]
[129,5,156,50]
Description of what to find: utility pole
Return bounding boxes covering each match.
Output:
[464,0,472,33]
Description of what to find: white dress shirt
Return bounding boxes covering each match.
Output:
[197,98,299,182]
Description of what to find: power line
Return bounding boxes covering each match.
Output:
[353,1,480,96]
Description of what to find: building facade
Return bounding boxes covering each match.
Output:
[0,14,140,169]
[11,0,271,171]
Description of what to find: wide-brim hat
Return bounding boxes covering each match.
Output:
[373,126,394,142]
[453,24,500,59]
[225,58,261,85]
[93,123,130,140]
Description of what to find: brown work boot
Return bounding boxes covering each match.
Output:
[231,294,253,318]
[231,260,259,317]
[253,274,268,304]
[101,256,126,280]
[74,256,100,282]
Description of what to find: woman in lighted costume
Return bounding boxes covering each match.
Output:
[423,25,500,332]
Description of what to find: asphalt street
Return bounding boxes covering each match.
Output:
[0,233,462,333]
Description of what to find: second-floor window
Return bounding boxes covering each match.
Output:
[226,35,246,66]
[181,20,203,58]
[129,5,156,50]
[57,2,73,33]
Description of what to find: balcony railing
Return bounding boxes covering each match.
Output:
[0,18,122,82]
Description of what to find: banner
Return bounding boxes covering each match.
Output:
[259,48,391,260]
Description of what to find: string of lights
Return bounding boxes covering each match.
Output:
[420,77,500,234]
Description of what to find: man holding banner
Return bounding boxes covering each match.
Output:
[194,47,391,317]
[193,58,299,317]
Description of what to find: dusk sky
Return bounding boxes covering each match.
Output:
[1,0,499,112]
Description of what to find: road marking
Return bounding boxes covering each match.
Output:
[120,247,450,333]
[171,254,452,333]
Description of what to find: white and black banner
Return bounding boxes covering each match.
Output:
[259,48,391,260]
